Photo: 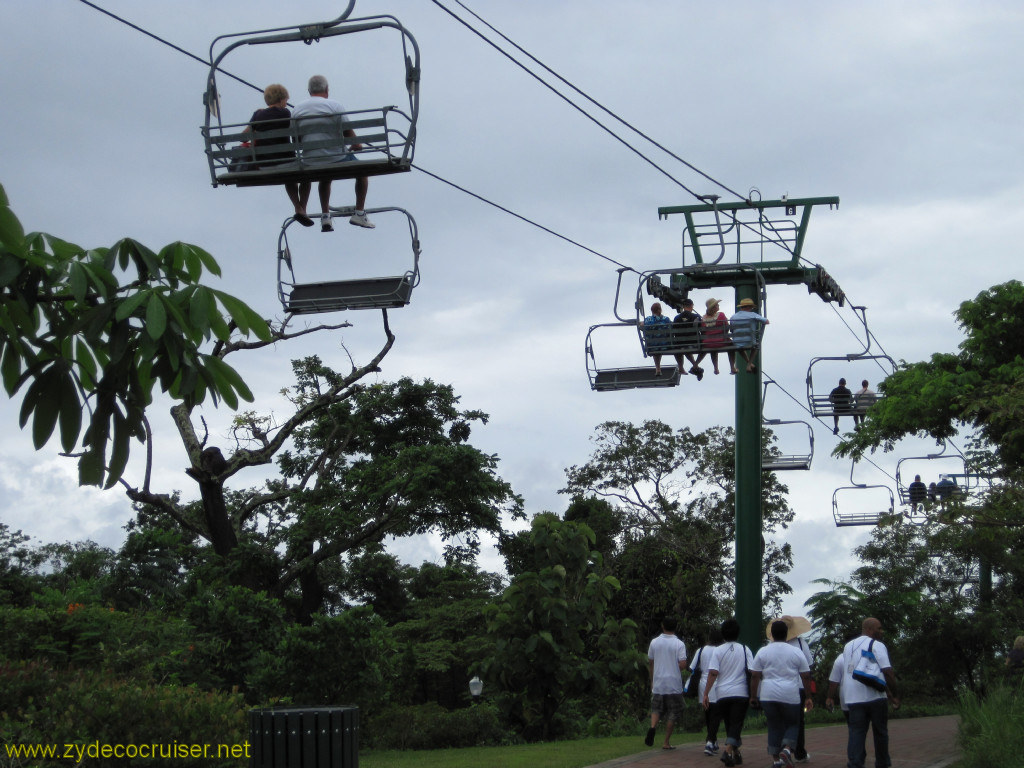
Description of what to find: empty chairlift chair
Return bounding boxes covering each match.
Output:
[762,419,814,471]
[585,323,681,391]
[831,461,897,527]
[277,206,421,314]
[201,11,420,188]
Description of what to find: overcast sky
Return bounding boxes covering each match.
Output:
[1,0,1022,619]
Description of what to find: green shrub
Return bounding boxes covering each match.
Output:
[0,602,201,686]
[0,660,248,767]
[363,702,508,750]
[248,607,397,709]
[957,681,1024,768]
[181,585,286,695]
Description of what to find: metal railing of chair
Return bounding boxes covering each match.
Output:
[206,107,414,186]
[638,319,766,358]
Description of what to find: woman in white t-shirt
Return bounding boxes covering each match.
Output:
[691,627,723,755]
[703,619,756,767]
[750,620,814,768]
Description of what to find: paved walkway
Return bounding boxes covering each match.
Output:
[588,715,960,768]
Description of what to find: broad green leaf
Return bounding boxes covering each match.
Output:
[78,448,105,487]
[0,254,24,288]
[213,289,272,341]
[105,416,131,489]
[189,286,211,332]
[1,340,23,394]
[42,233,84,261]
[0,201,26,255]
[114,288,150,321]
[192,243,222,277]
[29,374,61,449]
[145,294,167,340]
[203,355,241,409]
[57,372,83,452]
[68,262,88,303]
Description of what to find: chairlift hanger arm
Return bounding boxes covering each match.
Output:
[657,196,840,217]
[208,15,417,75]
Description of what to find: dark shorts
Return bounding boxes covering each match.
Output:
[651,693,684,722]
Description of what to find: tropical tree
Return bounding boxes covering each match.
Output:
[484,514,646,741]
[124,365,522,621]
[0,182,269,488]
[829,280,1024,688]
[562,420,796,636]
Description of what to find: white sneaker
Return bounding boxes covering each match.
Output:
[349,212,375,229]
[320,214,334,232]
[704,742,715,756]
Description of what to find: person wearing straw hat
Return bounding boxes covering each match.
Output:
[750,620,814,768]
[701,298,734,374]
[730,298,769,374]
[767,616,814,762]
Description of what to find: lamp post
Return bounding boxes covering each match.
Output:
[469,676,483,699]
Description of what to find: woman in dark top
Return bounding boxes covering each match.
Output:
[248,84,312,226]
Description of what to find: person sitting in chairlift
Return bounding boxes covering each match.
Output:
[907,474,927,512]
[672,298,706,380]
[247,84,307,225]
[829,378,853,435]
[729,298,769,374]
[291,75,375,232]
[643,303,673,376]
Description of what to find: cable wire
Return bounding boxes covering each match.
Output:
[77,0,267,97]
[446,0,749,203]
[76,0,639,276]
[763,374,898,484]
[413,163,635,271]
[431,0,796,258]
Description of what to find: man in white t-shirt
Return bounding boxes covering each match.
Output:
[831,618,900,768]
[291,74,375,231]
[645,617,687,750]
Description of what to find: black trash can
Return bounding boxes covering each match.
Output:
[249,706,358,768]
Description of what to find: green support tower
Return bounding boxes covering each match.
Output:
[652,195,842,651]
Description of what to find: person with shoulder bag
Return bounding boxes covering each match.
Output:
[704,619,756,767]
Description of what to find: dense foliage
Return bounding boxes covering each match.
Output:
[562,421,796,638]
[811,281,1024,693]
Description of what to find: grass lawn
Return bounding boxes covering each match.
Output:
[361,732,703,768]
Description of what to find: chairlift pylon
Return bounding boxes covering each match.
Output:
[277,205,421,314]
[201,9,420,188]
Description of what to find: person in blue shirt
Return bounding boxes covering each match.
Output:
[729,299,769,373]
[644,303,674,376]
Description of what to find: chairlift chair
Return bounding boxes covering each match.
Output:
[635,267,768,361]
[585,323,681,391]
[277,205,420,314]
[762,419,814,471]
[894,442,966,505]
[202,10,420,188]
[832,460,896,527]
[806,308,895,418]
[832,485,896,527]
